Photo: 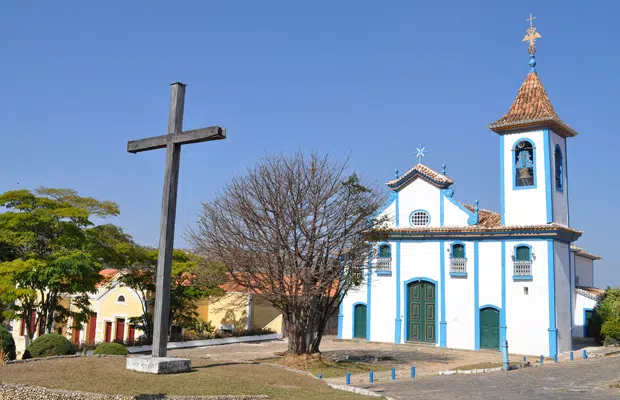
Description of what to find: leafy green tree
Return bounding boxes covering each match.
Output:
[121,248,226,340]
[593,287,620,344]
[0,188,126,339]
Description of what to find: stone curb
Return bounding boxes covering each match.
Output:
[126,334,284,354]
[6,354,126,365]
[438,367,503,375]
[0,383,269,400]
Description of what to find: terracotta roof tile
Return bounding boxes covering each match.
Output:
[570,244,603,260]
[462,204,502,228]
[489,72,578,138]
[387,164,454,190]
[576,286,605,300]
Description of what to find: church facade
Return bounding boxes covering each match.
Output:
[338,28,602,358]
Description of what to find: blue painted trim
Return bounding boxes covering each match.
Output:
[513,275,533,281]
[449,272,468,277]
[500,242,507,345]
[568,245,573,333]
[583,308,594,338]
[511,137,537,190]
[474,241,480,350]
[366,251,372,341]
[440,189,444,226]
[377,242,391,258]
[565,140,570,226]
[554,144,564,193]
[480,304,501,311]
[337,302,343,339]
[403,277,439,344]
[440,241,447,347]
[513,243,532,260]
[408,209,431,227]
[499,135,505,225]
[395,191,400,227]
[440,190,477,224]
[351,302,367,339]
[377,271,392,276]
[547,239,557,358]
[374,191,396,218]
[388,169,452,191]
[544,129,554,222]
[395,241,402,343]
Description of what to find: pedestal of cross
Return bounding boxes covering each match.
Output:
[125,82,226,373]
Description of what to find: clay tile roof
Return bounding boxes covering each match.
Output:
[570,244,603,260]
[96,268,119,288]
[386,164,454,190]
[489,72,578,138]
[576,286,606,300]
[462,204,502,228]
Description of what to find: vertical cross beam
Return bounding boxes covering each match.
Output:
[151,82,186,358]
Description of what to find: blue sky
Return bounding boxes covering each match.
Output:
[1,1,618,287]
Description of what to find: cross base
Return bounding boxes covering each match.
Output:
[126,356,191,374]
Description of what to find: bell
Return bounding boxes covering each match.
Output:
[518,168,532,179]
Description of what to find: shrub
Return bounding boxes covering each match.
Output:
[0,326,16,361]
[601,317,620,346]
[93,342,129,356]
[23,334,75,359]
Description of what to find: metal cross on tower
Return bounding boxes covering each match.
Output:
[127,82,226,358]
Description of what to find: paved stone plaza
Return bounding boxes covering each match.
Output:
[359,354,620,399]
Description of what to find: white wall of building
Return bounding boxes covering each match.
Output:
[575,256,594,287]
[504,239,550,356]
[550,131,569,225]
[554,241,572,354]
[478,242,502,310]
[340,283,368,340]
[502,130,548,226]
[443,196,470,226]
[397,179,441,227]
[445,241,475,349]
[573,293,598,338]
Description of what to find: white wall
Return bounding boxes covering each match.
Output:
[575,256,594,287]
[340,281,368,340]
[505,239,550,356]
[478,242,502,310]
[502,130,548,226]
[443,196,470,226]
[445,241,475,349]
[369,257,397,343]
[573,293,598,338]
[550,131,569,225]
[397,179,441,227]
[554,241,572,354]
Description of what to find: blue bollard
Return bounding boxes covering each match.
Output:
[540,355,544,365]
[346,372,350,385]
[318,373,322,379]
[554,354,558,363]
[501,340,510,371]
[391,367,396,380]
[570,351,574,361]
[369,370,374,383]
[583,349,588,360]
[411,365,416,379]
[523,356,526,362]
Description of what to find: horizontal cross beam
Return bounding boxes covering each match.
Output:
[127,126,226,154]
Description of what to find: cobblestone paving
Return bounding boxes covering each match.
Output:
[358,354,620,400]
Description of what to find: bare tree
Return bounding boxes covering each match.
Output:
[190,152,386,354]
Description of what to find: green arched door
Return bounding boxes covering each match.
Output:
[480,307,500,350]
[407,281,436,343]
[353,304,367,339]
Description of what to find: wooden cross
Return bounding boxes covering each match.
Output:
[127,82,226,358]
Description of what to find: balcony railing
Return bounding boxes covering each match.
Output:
[450,257,467,274]
[513,260,532,277]
[373,257,391,272]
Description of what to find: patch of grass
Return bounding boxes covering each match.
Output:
[452,361,520,371]
[0,357,368,400]
[262,353,393,379]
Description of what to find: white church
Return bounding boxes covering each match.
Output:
[338,22,603,358]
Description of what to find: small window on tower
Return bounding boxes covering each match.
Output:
[514,140,535,187]
[555,145,563,192]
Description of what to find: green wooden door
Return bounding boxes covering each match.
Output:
[353,304,367,338]
[584,310,594,338]
[407,281,435,343]
[480,307,500,349]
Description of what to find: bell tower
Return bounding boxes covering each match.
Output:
[489,16,577,226]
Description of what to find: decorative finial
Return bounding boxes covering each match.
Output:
[416,145,427,165]
[394,169,399,179]
[441,164,447,175]
[522,13,542,72]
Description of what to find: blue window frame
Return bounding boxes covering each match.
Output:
[555,145,563,192]
[451,242,465,258]
[378,244,391,258]
[513,139,536,189]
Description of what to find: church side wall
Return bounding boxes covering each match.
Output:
[573,293,598,338]
[505,239,550,356]
[550,131,568,225]
[442,197,470,226]
[478,242,502,312]
[575,256,594,287]
[369,266,397,343]
[554,241,572,354]
[502,130,548,226]
[339,279,368,340]
[397,179,440,227]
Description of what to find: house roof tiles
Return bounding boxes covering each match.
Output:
[386,164,454,190]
